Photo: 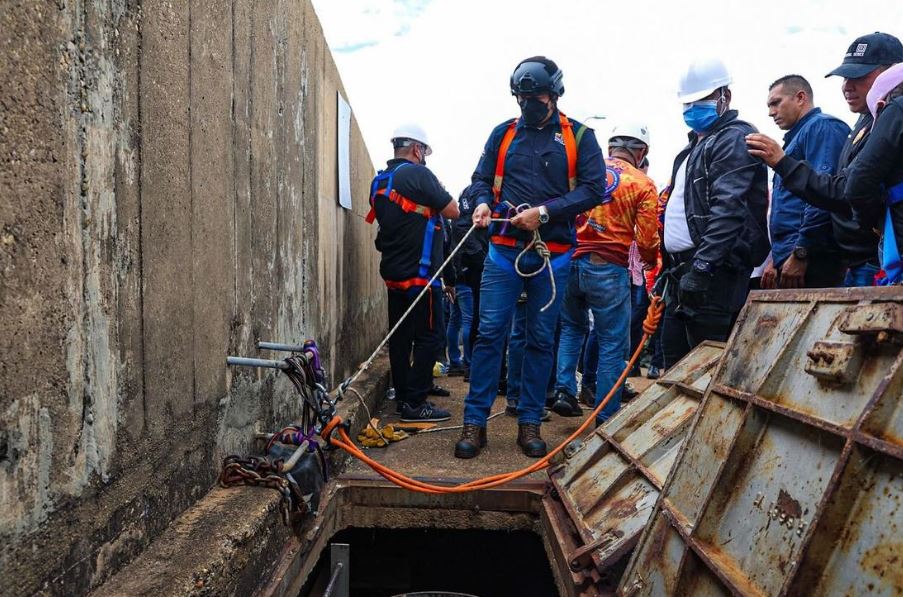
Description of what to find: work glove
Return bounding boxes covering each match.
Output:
[678,270,712,308]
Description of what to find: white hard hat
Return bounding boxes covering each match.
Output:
[391,123,432,155]
[609,122,650,147]
[677,57,732,103]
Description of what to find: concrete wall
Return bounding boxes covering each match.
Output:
[0,1,385,594]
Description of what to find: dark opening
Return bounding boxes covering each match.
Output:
[300,527,558,597]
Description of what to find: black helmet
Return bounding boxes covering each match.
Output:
[510,56,564,97]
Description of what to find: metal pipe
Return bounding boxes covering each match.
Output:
[278,440,310,472]
[226,356,291,370]
[257,341,309,352]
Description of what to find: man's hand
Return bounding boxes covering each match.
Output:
[678,271,712,308]
[472,204,491,228]
[444,285,456,303]
[779,254,807,289]
[761,260,778,289]
[510,207,541,231]
[746,133,785,167]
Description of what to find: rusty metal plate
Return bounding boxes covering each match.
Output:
[544,341,725,592]
[619,288,903,597]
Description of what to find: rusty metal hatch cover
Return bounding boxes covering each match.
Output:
[543,341,725,594]
[618,288,903,597]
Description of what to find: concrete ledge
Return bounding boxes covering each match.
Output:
[92,353,390,596]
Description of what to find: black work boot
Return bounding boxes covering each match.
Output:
[517,423,547,458]
[551,389,583,417]
[454,424,487,459]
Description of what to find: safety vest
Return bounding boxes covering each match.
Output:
[365,163,442,291]
[489,112,587,254]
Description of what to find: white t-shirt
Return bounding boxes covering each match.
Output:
[664,158,695,253]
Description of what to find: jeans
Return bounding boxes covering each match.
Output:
[844,261,880,287]
[555,256,630,423]
[446,284,474,366]
[629,283,650,373]
[463,245,572,426]
[508,302,558,403]
[387,287,445,408]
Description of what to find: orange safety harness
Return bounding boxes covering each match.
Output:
[365,162,443,327]
[489,112,586,254]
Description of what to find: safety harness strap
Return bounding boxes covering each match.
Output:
[491,113,584,203]
[365,163,435,223]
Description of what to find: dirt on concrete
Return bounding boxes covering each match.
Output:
[345,372,655,481]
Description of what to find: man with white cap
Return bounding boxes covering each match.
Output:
[660,58,769,368]
[366,123,460,422]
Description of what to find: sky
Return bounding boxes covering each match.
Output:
[311,0,903,193]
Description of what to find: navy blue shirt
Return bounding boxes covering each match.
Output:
[470,110,604,250]
[770,108,850,265]
[373,159,453,283]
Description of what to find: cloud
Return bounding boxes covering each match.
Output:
[313,0,903,193]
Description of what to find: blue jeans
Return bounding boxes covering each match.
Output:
[508,302,558,402]
[446,284,474,366]
[556,256,630,423]
[844,262,880,287]
[464,245,572,426]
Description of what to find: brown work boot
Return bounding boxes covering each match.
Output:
[517,423,547,458]
[454,424,487,459]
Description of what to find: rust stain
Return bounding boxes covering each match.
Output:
[860,541,902,590]
[755,314,779,332]
[776,489,803,519]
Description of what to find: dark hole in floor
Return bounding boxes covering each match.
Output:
[300,527,559,597]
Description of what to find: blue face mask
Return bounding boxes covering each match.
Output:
[683,100,720,133]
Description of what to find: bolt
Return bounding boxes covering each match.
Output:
[86,413,94,425]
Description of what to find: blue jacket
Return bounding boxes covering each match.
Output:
[471,110,604,251]
[770,108,850,265]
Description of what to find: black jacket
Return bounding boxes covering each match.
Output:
[773,114,881,266]
[451,184,489,279]
[845,97,903,266]
[667,110,769,271]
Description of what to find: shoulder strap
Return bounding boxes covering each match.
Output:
[492,119,519,203]
[559,112,579,191]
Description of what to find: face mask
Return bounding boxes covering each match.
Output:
[519,97,550,126]
[683,100,719,133]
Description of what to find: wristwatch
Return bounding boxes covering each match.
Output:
[792,247,809,260]
[538,205,550,224]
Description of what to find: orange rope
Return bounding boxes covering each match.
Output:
[325,295,665,494]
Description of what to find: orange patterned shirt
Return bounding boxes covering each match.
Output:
[573,157,660,267]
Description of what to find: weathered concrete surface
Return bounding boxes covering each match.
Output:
[0,1,384,595]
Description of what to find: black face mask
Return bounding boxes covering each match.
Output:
[519,97,550,126]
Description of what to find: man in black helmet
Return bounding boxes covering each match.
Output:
[455,56,604,459]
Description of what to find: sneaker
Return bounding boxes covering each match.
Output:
[578,383,596,407]
[505,399,518,416]
[517,423,547,457]
[454,424,487,458]
[428,384,451,397]
[400,401,451,423]
[541,408,551,422]
[551,390,583,417]
[646,365,661,380]
[622,381,639,402]
[447,362,467,377]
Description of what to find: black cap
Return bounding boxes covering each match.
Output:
[826,32,903,78]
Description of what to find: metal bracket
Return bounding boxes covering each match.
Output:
[805,340,862,384]
[838,302,903,336]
